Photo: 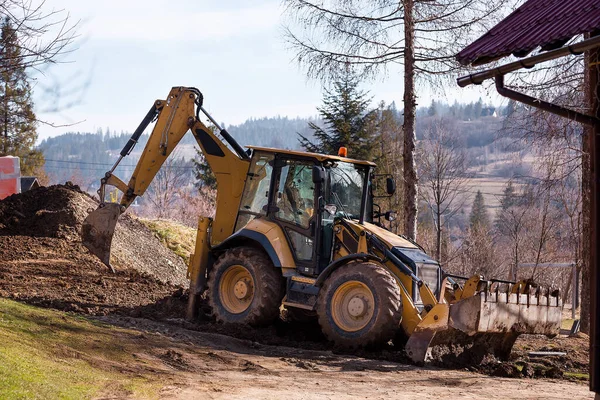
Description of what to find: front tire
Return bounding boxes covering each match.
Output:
[208,247,284,326]
[317,262,402,348]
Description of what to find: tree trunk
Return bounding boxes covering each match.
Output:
[582,124,591,333]
[436,207,441,262]
[402,0,418,240]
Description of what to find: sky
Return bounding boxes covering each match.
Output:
[33,0,496,140]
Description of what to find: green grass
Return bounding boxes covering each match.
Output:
[564,372,589,381]
[561,318,576,330]
[140,219,197,263]
[0,298,164,399]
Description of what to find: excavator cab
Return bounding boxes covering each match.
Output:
[230,150,374,275]
[82,86,562,364]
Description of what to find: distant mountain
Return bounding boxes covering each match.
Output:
[226,116,318,149]
[38,101,516,187]
[39,116,317,186]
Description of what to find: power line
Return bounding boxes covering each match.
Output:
[36,157,197,170]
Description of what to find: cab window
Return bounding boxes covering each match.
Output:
[275,160,315,229]
[234,152,274,231]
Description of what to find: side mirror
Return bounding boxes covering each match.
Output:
[386,177,396,195]
[312,165,326,183]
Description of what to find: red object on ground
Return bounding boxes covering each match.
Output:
[0,156,21,200]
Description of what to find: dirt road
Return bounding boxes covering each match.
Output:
[103,316,593,400]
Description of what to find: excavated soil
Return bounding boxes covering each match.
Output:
[0,183,591,385]
[0,183,187,314]
[0,183,187,286]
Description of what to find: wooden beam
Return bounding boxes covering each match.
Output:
[587,37,600,397]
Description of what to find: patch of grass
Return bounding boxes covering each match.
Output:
[564,372,589,381]
[0,298,165,399]
[140,219,197,262]
[514,364,524,372]
[561,318,575,330]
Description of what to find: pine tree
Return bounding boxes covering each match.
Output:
[427,100,437,117]
[298,71,376,160]
[193,151,217,190]
[0,17,43,175]
[500,181,518,210]
[193,124,217,190]
[469,190,490,230]
[473,97,483,119]
[503,99,517,117]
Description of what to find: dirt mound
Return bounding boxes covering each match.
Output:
[0,183,188,315]
[0,183,89,240]
[0,183,187,286]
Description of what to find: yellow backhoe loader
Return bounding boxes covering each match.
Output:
[82,86,562,363]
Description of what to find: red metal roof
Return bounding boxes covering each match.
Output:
[457,0,600,66]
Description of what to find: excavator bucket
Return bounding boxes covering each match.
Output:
[81,203,121,272]
[405,284,563,364]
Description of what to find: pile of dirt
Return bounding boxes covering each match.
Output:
[0,182,89,240]
[485,333,590,381]
[0,183,187,314]
[0,183,187,286]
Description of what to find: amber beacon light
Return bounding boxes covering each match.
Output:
[338,147,348,157]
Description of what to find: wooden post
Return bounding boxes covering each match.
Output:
[587,39,600,397]
[571,263,578,320]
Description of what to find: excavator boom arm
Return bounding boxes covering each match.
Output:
[82,87,250,267]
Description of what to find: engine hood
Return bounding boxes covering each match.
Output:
[345,220,419,249]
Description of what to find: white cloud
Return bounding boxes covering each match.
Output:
[75,2,280,41]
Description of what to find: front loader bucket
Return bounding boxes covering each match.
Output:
[405,289,562,364]
[81,203,121,272]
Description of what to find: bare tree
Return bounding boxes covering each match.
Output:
[495,194,529,281]
[0,0,78,74]
[458,224,502,278]
[173,186,217,227]
[556,165,583,304]
[145,155,193,220]
[496,42,589,330]
[373,101,403,233]
[418,120,469,262]
[282,0,508,240]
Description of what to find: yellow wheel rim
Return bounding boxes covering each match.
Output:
[331,280,375,332]
[219,265,254,314]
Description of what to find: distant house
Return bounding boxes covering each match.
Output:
[20,177,40,192]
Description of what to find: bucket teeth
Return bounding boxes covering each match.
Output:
[407,276,563,364]
[479,280,561,307]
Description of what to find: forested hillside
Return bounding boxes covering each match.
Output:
[39,116,319,187]
[39,100,517,191]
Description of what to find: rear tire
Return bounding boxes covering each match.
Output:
[208,247,284,326]
[317,262,402,348]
